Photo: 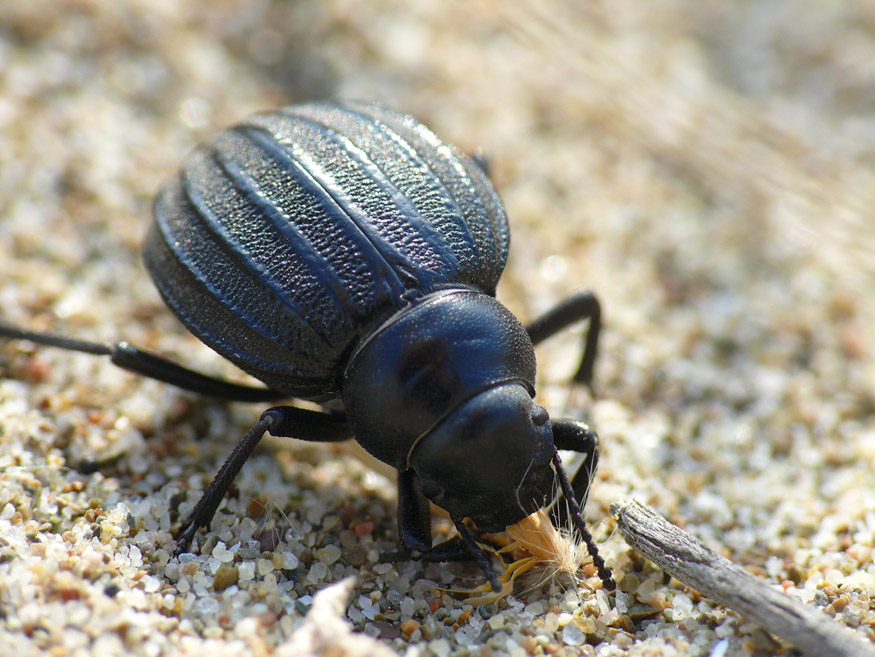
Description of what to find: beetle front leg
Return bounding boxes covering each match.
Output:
[390,471,471,562]
[525,291,601,389]
[387,470,501,591]
[176,405,350,553]
[395,469,433,558]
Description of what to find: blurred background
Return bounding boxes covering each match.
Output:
[1,1,874,655]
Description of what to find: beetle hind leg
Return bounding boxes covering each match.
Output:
[0,321,283,402]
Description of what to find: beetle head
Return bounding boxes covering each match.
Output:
[409,383,556,532]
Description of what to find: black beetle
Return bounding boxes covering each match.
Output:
[0,101,614,591]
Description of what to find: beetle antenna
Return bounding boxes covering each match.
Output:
[552,451,616,591]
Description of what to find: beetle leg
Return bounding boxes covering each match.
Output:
[108,343,282,402]
[384,471,501,591]
[412,536,473,561]
[388,471,472,561]
[551,419,600,509]
[524,291,601,389]
[0,321,280,402]
[176,405,350,553]
[395,469,433,558]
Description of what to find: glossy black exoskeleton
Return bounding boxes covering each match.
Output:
[0,101,614,591]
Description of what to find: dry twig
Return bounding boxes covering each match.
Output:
[612,498,875,657]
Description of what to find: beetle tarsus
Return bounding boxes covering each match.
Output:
[0,321,113,355]
[382,536,476,564]
[175,521,199,554]
[76,453,125,475]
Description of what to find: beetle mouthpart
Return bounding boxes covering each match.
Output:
[458,508,595,605]
[506,507,586,577]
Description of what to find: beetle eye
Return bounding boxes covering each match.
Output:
[532,406,549,426]
[421,481,441,499]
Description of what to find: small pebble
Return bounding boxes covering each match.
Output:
[213,566,239,591]
[672,593,694,619]
[400,597,416,618]
[401,619,420,636]
[316,544,342,565]
[256,559,274,577]
[238,561,256,581]
[212,543,235,563]
[562,624,586,646]
[429,638,451,657]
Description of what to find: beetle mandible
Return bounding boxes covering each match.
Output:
[0,101,614,591]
